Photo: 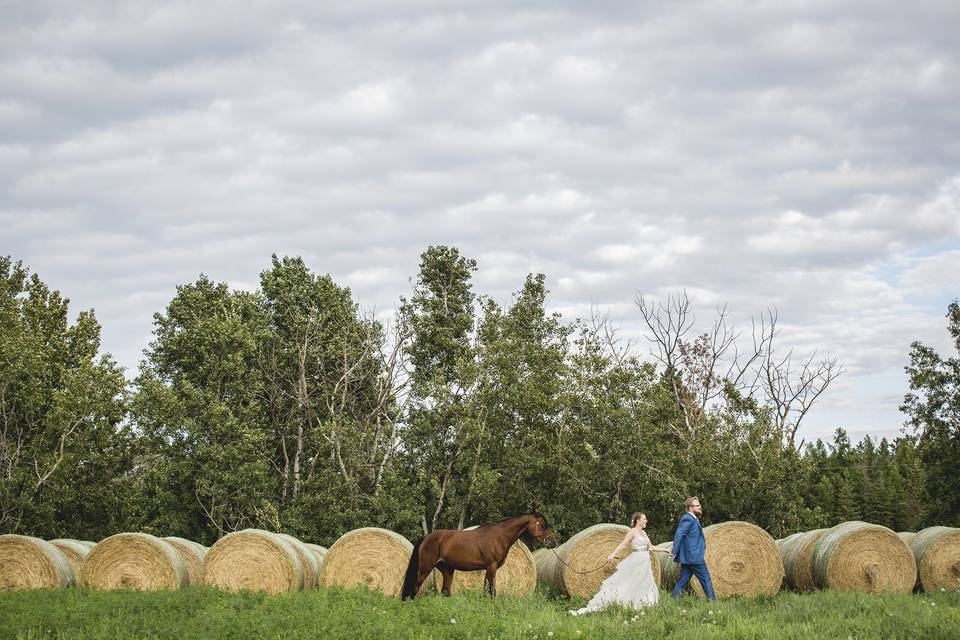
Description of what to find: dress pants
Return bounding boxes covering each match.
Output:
[671,563,717,601]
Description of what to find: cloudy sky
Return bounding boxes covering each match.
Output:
[3,1,959,443]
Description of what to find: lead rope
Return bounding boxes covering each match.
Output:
[547,547,611,575]
[547,536,666,575]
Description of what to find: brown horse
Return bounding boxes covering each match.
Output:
[401,511,557,599]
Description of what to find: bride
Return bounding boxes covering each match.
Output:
[569,512,671,615]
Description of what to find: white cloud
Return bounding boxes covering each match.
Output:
[3,1,960,443]
[898,250,960,299]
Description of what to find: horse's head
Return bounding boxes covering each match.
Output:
[525,511,558,549]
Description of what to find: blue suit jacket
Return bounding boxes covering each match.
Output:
[672,512,706,565]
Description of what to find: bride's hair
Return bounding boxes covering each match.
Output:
[630,512,645,526]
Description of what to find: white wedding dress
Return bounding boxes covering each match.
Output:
[569,533,659,615]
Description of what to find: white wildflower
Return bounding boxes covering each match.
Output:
[450,618,456,624]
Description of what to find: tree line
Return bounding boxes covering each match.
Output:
[1,249,957,547]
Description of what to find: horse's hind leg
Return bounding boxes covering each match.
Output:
[484,566,497,598]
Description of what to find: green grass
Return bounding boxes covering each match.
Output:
[1,587,958,640]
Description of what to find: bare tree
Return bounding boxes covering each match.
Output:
[753,309,843,448]
[634,292,842,450]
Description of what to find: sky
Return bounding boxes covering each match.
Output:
[2,1,959,444]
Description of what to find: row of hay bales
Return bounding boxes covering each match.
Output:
[0,531,327,593]
[778,523,960,594]
[534,522,783,599]
[6,521,956,598]
[0,527,535,597]
[536,520,960,599]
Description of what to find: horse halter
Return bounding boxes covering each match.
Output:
[529,516,557,547]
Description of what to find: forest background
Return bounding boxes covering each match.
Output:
[1,246,957,547]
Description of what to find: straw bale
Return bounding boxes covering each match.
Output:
[318,527,417,598]
[304,543,328,570]
[0,535,73,590]
[533,547,558,587]
[898,532,916,546]
[909,526,960,592]
[80,533,187,591]
[537,524,662,598]
[656,541,677,589]
[202,529,303,593]
[778,528,829,592]
[674,521,781,598]
[48,539,94,580]
[430,525,536,596]
[163,537,208,586]
[276,533,319,590]
[811,521,914,593]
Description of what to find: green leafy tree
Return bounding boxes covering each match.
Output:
[464,274,575,530]
[902,301,960,525]
[259,255,415,541]
[399,246,480,533]
[129,276,274,544]
[0,257,130,539]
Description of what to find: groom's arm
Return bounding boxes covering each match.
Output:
[672,515,691,552]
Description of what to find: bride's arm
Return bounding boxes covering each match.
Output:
[645,533,672,554]
[606,530,637,562]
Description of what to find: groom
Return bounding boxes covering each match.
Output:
[671,496,717,601]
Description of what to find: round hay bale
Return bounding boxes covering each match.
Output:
[656,541,677,589]
[674,521,782,598]
[80,533,187,591]
[304,543,328,570]
[909,526,960,592]
[48,539,94,580]
[898,532,916,546]
[202,529,303,593]
[533,547,557,587]
[276,534,319,590]
[537,524,660,598]
[163,537,208,586]
[0,535,73,590]
[778,528,829,592]
[811,521,915,593]
[318,528,417,598]
[430,526,536,596]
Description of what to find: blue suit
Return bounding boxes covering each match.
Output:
[671,512,716,600]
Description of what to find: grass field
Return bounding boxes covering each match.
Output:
[1,587,958,640]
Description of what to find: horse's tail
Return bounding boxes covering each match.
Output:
[401,536,425,600]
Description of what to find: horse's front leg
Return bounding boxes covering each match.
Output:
[484,565,497,598]
[440,567,454,597]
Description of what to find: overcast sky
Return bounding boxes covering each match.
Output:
[3,1,959,444]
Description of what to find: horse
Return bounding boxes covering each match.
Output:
[401,510,557,599]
